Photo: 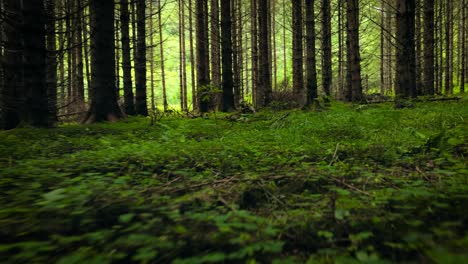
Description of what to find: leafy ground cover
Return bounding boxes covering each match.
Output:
[1,101,467,263]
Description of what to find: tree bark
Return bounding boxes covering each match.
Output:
[196,0,210,112]
[221,0,235,111]
[321,0,332,97]
[345,0,363,102]
[46,0,58,124]
[292,0,304,105]
[120,0,135,115]
[395,0,417,98]
[423,0,435,95]
[257,0,272,107]
[23,0,51,127]
[135,0,148,116]
[84,0,123,123]
[1,0,22,129]
[157,0,168,111]
[305,0,318,105]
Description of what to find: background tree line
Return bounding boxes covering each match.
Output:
[0,0,466,129]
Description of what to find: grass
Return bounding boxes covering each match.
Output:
[0,101,467,263]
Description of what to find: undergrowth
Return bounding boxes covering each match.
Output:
[0,102,467,263]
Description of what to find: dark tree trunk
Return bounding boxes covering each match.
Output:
[321,0,332,97]
[74,0,85,111]
[188,0,197,111]
[395,0,417,98]
[423,0,435,95]
[46,0,58,124]
[461,0,466,93]
[196,0,210,112]
[120,0,135,115]
[221,0,235,111]
[251,0,259,107]
[1,0,22,129]
[257,0,272,107]
[22,0,51,127]
[84,0,123,123]
[305,0,318,105]
[135,0,148,116]
[210,0,221,109]
[345,0,363,102]
[415,0,423,95]
[292,0,304,106]
[445,0,453,95]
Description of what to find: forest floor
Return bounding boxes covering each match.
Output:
[1,101,468,263]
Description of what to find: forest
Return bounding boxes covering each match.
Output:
[0,0,467,263]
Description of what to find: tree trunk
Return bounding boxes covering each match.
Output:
[120,0,135,115]
[1,0,22,129]
[257,0,272,107]
[158,0,168,111]
[461,0,466,93]
[415,0,422,95]
[188,0,197,111]
[221,0,235,111]
[346,0,363,102]
[84,0,123,123]
[251,0,259,107]
[423,0,435,95]
[149,0,156,112]
[321,0,332,97]
[23,0,51,127]
[444,0,453,95]
[196,0,210,112]
[292,0,304,105]
[305,0,318,105]
[395,0,416,98]
[46,0,58,124]
[74,0,85,111]
[135,0,148,116]
[210,0,221,109]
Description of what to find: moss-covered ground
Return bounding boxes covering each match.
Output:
[1,102,467,263]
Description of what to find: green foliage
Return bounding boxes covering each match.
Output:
[0,102,467,263]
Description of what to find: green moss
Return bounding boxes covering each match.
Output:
[0,101,467,263]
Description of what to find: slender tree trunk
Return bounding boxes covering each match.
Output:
[461,0,466,93]
[445,0,453,94]
[395,0,417,98]
[257,0,272,106]
[84,0,123,123]
[120,0,135,115]
[423,0,435,95]
[415,0,422,95]
[82,4,91,96]
[157,0,168,111]
[188,0,197,110]
[232,0,241,107]
[210,0,221,109]
[1,0,22,129]
[58,0,66,111]
[321,0,332,97]
[22,0,51,126]
[272,0,278,92]
[149,0,156,112]
[338,0,345,99]
[196,0,210,112]
[75,0,85,110]
[46,0,57,124]
[115,13,121,99]
[282,0,287,84]
[292,0,304,105]
[251,0,259,106]
[346,0,363,102]
[221,0,235,111]
[305,0,318,105]
[135,0,148,116]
